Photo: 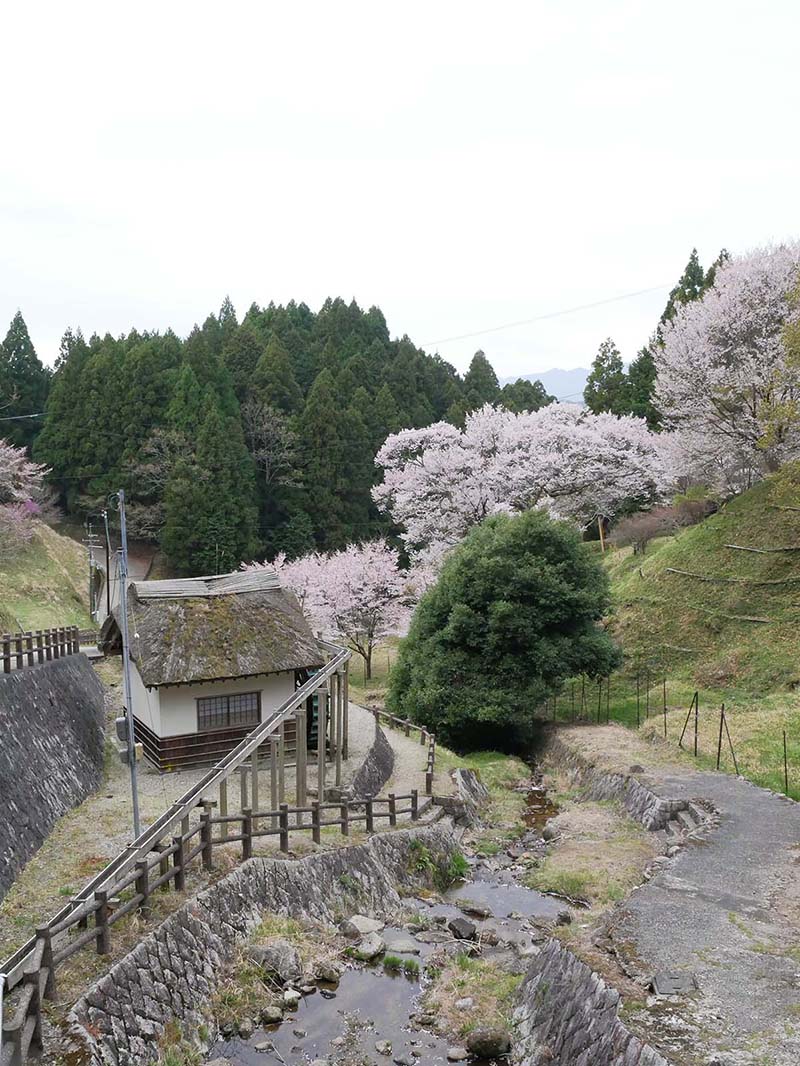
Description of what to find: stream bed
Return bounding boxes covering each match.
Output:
[208,781,563,1066]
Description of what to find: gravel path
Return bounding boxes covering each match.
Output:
[557,724,800,1066]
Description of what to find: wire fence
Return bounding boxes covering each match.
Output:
[543,670,797,800]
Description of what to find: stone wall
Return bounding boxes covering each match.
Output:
[349,719,394,798]
[0,655,106,899]
[543,732,690,829]
[67,822,458,1066]
[514,939,669,1066]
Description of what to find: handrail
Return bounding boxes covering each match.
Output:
[0,641,350,989]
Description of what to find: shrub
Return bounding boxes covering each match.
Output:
[610,507,679,554]
[387,510,621,749]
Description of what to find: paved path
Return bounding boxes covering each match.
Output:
[558,726,800,1066]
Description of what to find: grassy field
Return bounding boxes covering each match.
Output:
[0,520,93,631]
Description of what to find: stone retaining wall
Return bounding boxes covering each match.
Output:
[543,732,690,829]
[514,939,669,1066]
[67,822,459,1066]
[0,655,106,899]
[349,719,394,798]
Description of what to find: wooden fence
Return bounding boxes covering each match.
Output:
[1,627,80,673]
[0,788,423,1066]
[370,708,437,794]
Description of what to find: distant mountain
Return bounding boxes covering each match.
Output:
[501,367,589,403]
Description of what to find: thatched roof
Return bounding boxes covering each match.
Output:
[98,568,324,687]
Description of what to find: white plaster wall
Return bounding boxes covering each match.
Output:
[131,664,161,733]
[155,671,296,737]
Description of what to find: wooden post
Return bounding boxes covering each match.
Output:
[251,749,260,832]
[2,634,10,672]
[784,730,789,794]
[419,727,426,746]
[95,891,110,954]
[365,798,374,833]
[279,804,289,853]
[270,736,279,829]
[404,718,411,736]
[15,632,24,669]
[242,808,253,860]
[239,764,249,812]
[342,662,349,759]
[135,860,150,915]
[335,671,344,788]
[311,800,321,844]
[25,632,34,667]
[317,682,328,801]
[35,629,44,664]
[597,514,606,553]
[172,834,185,891]
[411,789,419,821]
[278,723,286,804]
[36,925,56,1000]
[716,704,725,770]
[72,625,80,653]
[295,708,307,826]
[388,793,397,827]
[219,778,228,841]
[200,809,213,871]
[45,629,53,661]
[340,801,349,836]
[694,692,699,757]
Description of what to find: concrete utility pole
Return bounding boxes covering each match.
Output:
[102,508,112,618]
[114,489,141,838]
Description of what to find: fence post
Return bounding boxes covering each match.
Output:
[342,661,349,760]
[716,704,725,770]
[35,925,56,1000]
[250,749,260,832]
[411,789,419,821]
[388,793,397,827]
[2,634,10,672]
[419,727,426,746]
[172,835,185,891]
[694,692,699,757]
[35,630,44,664]
[317,682,328,801]
[219,778,228,841]
[784,730,789,795]
[15,633,24,669]
[45,629,53,661]
[239,764,249,812]
[95,891,110,955]
[200,809,213,871]
[270,736,279,829]
[312,801,321,844]
[72,625,80,653]
[340,802,349,837]
[335,672,344,788]
[279,804,289,853]
[135,860,150,915]
[242,808,253,860]
[365,798,374,833]
[25,632,34,667]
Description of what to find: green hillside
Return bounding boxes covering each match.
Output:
[599,464,800,797]
[0,521,93,632]
[606,464,800,693]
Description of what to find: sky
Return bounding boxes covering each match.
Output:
[2,1,799,379]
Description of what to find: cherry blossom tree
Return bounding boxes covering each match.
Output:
[247,540,411,678]
[655,242,800,490]
[0,437,47,504]
[373,403,665,566]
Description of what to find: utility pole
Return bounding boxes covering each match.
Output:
[102,509,112,618]
[113,489,141,838]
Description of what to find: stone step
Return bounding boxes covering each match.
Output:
[675,809,698,833]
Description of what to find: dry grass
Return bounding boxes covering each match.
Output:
[424,952,524,1037]
[0,520,93,631]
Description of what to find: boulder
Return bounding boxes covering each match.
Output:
[447,917,477,940]
[466,1027,512,1058]
[341,914,384,937]
[259,1004,283,1025]
[384,937,421,955]
[447,1050,469,1063]
[455,898,492,919]
[315,959,345,983]
[247,940,302,983]
[353,932,385,960]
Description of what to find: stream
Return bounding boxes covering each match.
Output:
[208,779,563,1066]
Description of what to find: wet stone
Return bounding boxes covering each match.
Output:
[448,917,477,940]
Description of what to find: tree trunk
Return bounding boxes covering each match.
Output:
[365,647,372,680]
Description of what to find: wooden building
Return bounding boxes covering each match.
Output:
[99,569,325,771]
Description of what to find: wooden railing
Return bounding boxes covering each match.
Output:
[370,708,437,795]
[1,627,80,673]
[0,786,422,1066]
[0,641,351,1066]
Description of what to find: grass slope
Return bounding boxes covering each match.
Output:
[596,463,800,797]
[607,464,800,693]
[0,520,93,631]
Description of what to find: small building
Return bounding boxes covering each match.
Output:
[99,569,325,771]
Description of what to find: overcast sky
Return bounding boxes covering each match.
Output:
[2,1,799,378]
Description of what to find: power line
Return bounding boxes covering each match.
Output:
[423,283,670,347]
[0,412,45,421]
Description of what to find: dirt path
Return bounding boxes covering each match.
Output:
[549,724,800,1066]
